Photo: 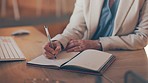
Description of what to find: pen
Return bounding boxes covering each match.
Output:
[44,25,57,59]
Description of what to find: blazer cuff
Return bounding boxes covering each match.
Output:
[51,34,69,49]
[99,37,112,51]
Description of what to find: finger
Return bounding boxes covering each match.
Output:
[54,46,61,55]
[42,42,49,50]
[52,41,62,54]
[46,42,53,47]
[66,39,74,48]
[44,44,56,55]
[67,46,82,52]
[44,51,55,59]
[66,40,79,49]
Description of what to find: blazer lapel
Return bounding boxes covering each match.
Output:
[89,0,104,38]
[113,0,134,35]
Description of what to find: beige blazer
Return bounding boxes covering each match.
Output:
[52,0,148,51]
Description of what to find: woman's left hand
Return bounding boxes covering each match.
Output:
[65,39,101,52]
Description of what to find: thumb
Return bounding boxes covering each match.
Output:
[55,46,61,55]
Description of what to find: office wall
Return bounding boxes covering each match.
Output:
[7,0,76,17]
[0,0,76,37]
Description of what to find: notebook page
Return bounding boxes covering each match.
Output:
[64,49,112,71]
[27,51,79,67]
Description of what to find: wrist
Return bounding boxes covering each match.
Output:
[53,40,64,50]
[95,40,103,51]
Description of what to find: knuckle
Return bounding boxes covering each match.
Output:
[81,40,85,44]
[81,46,84,49]
[44,46,47,50]
[45,52,53,59]
[44,47,46,50]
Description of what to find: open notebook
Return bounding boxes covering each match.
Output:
[27,49,115,75]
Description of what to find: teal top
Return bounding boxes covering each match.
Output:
[92,0,120,40]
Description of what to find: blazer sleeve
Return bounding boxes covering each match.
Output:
[52,0,87,49]
[100,0,148,51]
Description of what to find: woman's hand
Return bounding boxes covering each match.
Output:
[43,41,62,59]
[66,39,101,52]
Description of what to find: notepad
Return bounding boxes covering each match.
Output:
[27,49,115,75]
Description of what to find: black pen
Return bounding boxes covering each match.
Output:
[44,25,57,59]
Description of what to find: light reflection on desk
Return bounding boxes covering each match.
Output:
[144,45,148,59]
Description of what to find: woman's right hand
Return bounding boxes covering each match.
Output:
[43,41,62,59]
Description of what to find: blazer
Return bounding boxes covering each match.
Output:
[52,0,148,51]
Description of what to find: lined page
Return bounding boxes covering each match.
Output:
[64,49,112,71]
[27,51,79,67]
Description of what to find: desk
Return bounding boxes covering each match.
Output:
[0,26,148,83]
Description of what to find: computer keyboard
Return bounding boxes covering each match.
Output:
[0,36,26,61]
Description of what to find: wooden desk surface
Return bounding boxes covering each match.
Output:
[0,26,148,83]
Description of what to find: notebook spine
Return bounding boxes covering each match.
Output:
[100,56,116,74]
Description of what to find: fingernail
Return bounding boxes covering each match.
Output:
[52,51,55,55]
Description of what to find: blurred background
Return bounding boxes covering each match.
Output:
[0,0,76,37]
